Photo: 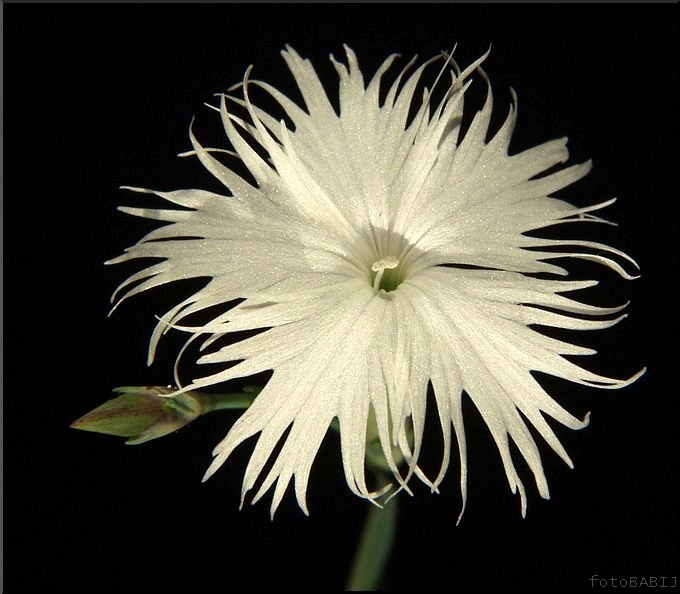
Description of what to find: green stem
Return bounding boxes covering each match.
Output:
[345,485,398,591]
[192,386,261,414]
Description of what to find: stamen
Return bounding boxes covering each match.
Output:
[372,256,400,292]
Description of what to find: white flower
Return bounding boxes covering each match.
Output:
[109,45,644,520]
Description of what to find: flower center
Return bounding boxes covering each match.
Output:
[371,256,401,292]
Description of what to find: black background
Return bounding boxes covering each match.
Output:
[4,3,678,591]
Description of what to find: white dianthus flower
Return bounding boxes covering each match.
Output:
[109,45,644,520]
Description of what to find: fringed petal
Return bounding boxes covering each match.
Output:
[110,46,643,520]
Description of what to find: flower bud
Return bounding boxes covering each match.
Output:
[71,386,202,445]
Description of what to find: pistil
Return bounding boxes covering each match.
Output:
[371,256,400,292]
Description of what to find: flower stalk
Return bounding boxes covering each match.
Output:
[346,474,399,591]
